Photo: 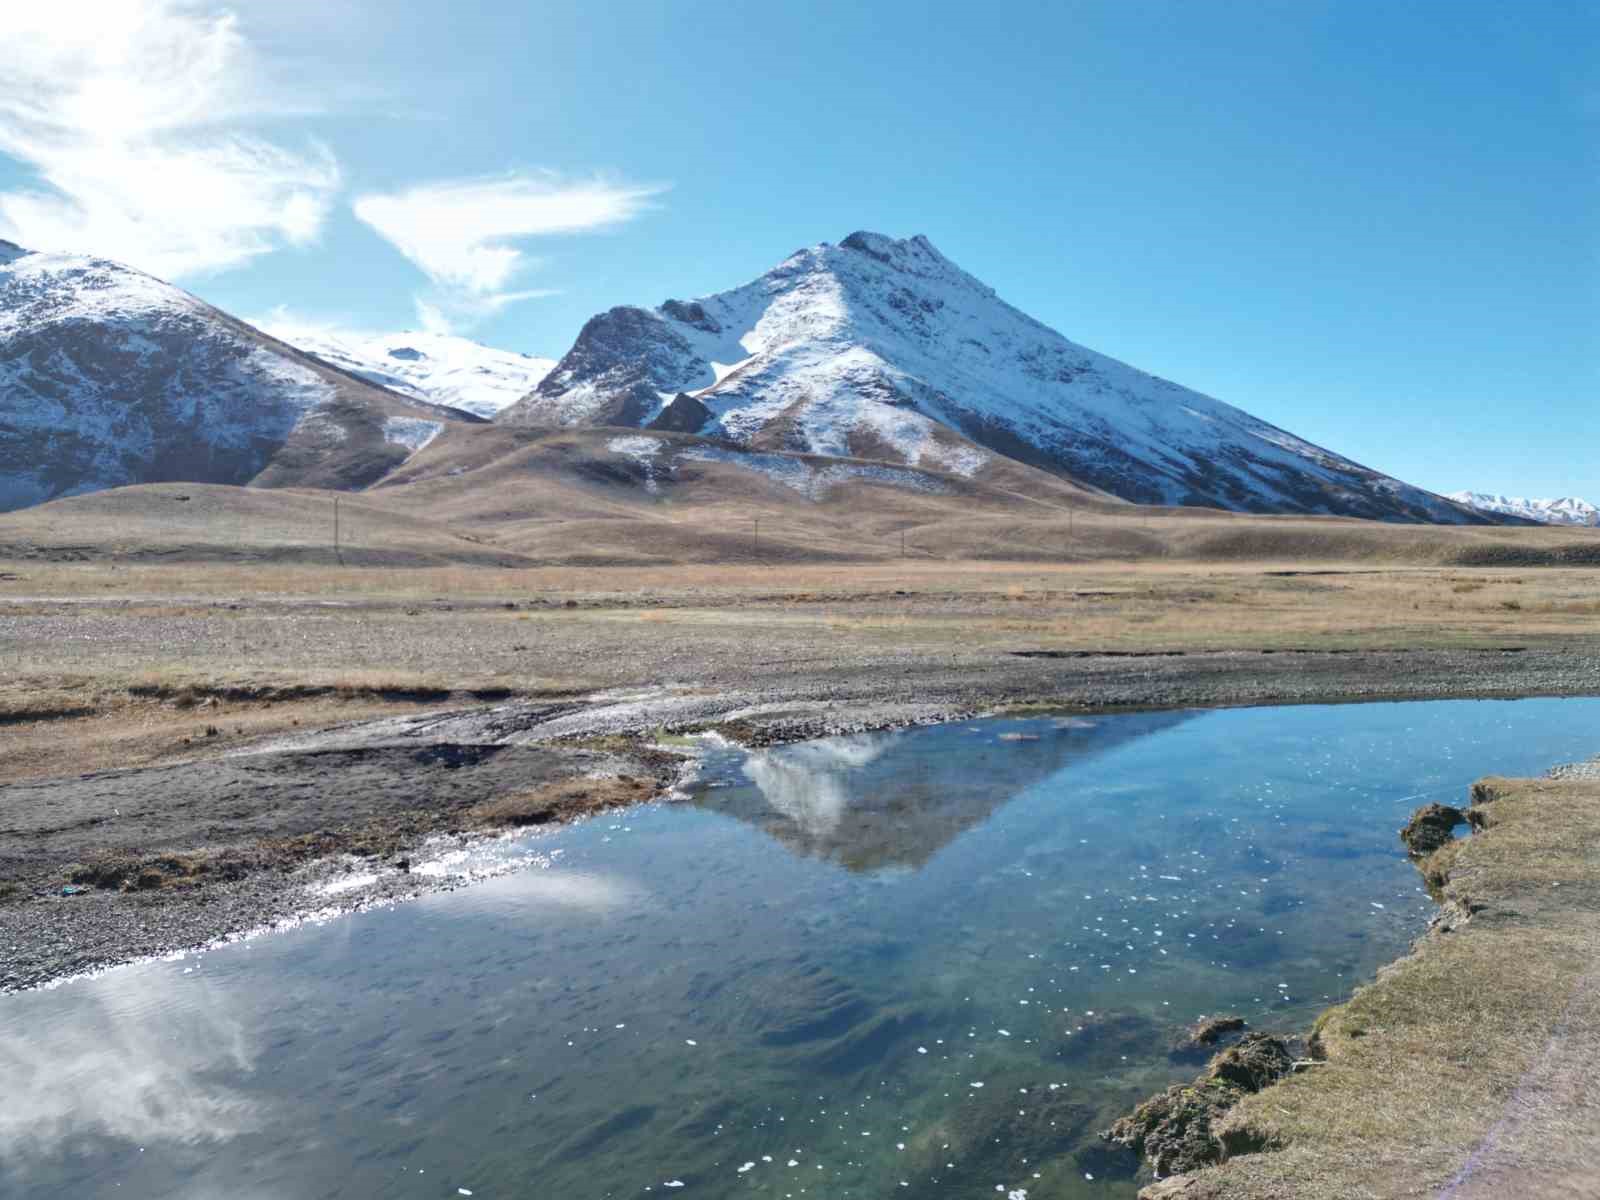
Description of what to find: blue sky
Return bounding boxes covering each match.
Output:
[1,1,1594,498]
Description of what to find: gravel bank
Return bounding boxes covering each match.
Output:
[4,643,1600,993]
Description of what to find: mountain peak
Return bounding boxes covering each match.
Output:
[496,233,1501,524]
[838,230,952,270]
[839,230,903,259]
[257,324,556,419]
[0,253,473,510]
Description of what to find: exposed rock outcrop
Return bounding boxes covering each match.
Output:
[1103,1034,1293,1176]
[1400,802,1468,856]
[646,392,712,434]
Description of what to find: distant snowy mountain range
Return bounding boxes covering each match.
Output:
[500,231,1491,524]
[0,239,473,510]
[258,325,555,419]
[1446,492,1599,526]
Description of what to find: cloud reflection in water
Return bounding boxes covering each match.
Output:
[0,967,262,1164]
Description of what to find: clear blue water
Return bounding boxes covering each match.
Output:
[3,698,1599,1200]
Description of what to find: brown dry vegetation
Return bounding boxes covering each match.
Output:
[4,546,1600,788]
[466,774,658,828]
[1150,774,1600,1200]
[4,424,1600,572]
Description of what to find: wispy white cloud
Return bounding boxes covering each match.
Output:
[247,302,363,346]
[352,173,665,331]
[0,2,340,277]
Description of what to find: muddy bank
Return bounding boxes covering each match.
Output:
[4,644,1600,994]
[1109,769,1600,1199]
[0,735,679,992]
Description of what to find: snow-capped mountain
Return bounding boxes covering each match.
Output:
[500,231,1492,523]
[0,240,473,511]
[1447,491,1600,526]
[262,325,555,419]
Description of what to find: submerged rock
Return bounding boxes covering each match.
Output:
[1056,1008,1167,1070]
[544,1103,656,1166]
[1103,1033,1293,1176]
[808,1004,927,1074]
[751,965,871,1046]
[1399,803,1468,856]
[906,1077,1098,1189]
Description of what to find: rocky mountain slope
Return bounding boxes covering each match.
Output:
[0,241,476,511]
[1446,491,1599,527]
[500,231,1494,523]
[262,325,555,419]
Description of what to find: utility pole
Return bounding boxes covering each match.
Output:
[900,528,906,558]
[753,517,759,561]
[333,495,342,565]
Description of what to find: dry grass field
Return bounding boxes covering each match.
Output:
[4,433,1591,794]
[5,555,1599,692]
[2,442,1597,800]
[5,548,1599,792]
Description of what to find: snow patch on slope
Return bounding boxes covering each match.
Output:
[677,446,951,500]
[607,435,666,494]
[383,417,444,454]
[600,434,950,501]
[262,323,555,418]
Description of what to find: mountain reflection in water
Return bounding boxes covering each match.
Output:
[702,711,1196,870]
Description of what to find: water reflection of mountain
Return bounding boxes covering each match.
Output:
[694,711,1198,872]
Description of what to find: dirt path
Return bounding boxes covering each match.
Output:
[1438,958,1600,1198]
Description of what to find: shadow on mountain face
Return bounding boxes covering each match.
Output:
[691,710,1197,872]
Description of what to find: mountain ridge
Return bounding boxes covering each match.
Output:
[0,242,477,510]
[1447,491,1599,526]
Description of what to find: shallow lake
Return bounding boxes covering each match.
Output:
[4,698,1600,1199]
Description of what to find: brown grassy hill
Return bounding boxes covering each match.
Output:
[1,424,1596,569]
[0,482,532,568]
